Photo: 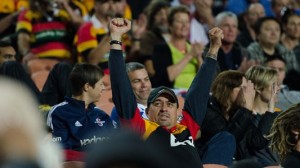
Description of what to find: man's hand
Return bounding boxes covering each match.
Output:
[208,27,223,56]
[109,18,131,41]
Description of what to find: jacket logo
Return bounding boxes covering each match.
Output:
[75,121,83,127]
[170,134,194,147]
[95,118,105,126]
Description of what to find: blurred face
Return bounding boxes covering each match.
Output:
[230,77,247,104]
[0,46,16,64]
[94,0,118,19]
[272,0,290,17]
[88,78,105,103]
[257,20,281,46]
[147,94,178,129]
[285,15,300,40]
[246,3,265,27]
[128,69,152,105]
[114,0,126,17]
[265,60,286,85]
[154,8,169,32]
[170,12,190,39]
[219,17,238,44]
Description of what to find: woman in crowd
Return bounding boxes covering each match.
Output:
[151,5,204,89]
[241,65,280,166]
[196,70,256,163]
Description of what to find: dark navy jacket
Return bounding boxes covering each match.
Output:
[47,97,114,151]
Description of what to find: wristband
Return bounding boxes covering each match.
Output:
[110,40,122,46]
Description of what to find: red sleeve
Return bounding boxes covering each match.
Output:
[64,150,85,161]
[120,108,146,135]
[180,110,200,139]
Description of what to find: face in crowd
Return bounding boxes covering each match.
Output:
[147,93,178,129]
[257,19,281,47]
[220,16,238,44]
[0,45,16,64]
[128,68,152,105]
[284,14,300,40]
[246,3,266,27]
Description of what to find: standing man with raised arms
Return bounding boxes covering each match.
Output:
[108,18,235,167]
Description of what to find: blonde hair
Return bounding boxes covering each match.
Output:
[245,65,278,92]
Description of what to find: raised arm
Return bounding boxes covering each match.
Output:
[183,28,223,127]
[109,18,137,119]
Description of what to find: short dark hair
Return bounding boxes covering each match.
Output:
[0,40,12,48]
[70,63,104,96]
[254,17,282,36]
[126,62,145,73]
[264,55,286,65]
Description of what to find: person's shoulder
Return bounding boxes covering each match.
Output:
[93,107,110,118]
[49,101,69,115]
[78,21,93,31]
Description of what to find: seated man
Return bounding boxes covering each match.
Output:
[47,63,114,160]
[109,18,235,166]
[110,62,152,128]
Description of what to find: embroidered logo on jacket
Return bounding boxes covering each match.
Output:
[75,121,83,127]
[95,118,105,126]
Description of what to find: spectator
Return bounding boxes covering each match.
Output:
[271,0,291,20]
[268,103,300,168]
[248,17,300,72]
[0,0,29,41]
[75,0,118,73]
[281,8,300,66]
[109,18,236,166]
[0,77,62,168]
[47,63,114,160]
[110,62,151,128]
[196,70,255,165]
[237,3,266,48]
[0,40,16,64]
[264,56,300,111]
[129,0,170,77]
[242,65,280,166]
[171,0,211,45]
[0,40,42,103]
[17,0,74,65]
[152,6,204,89]
[210,11,252,73]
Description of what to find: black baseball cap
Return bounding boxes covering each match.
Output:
[147,86,179,108]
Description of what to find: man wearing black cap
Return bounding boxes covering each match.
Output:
[109,18,224,167]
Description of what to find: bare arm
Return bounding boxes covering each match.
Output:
[0,12,19,34]
[55,0,84,26]
[87,35,110,65]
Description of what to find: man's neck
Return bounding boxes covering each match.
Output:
[221,42,233,54]
[282,34,299,50]
[260,42,276,55]
[72,95,90,109]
